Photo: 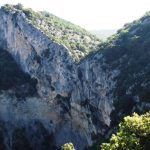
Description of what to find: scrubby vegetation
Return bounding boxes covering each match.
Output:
[95,11,150,125]
[1,4,101,62]
[101,112,150,150]
[84,12,150,149]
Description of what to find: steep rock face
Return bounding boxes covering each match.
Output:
[0,8,83,150]
[0,9,76,98]
[0,8,110,150]
[0,5,150,150]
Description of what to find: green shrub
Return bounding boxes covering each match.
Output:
[15,3,23,10]
[101,112,150,150]
[61,142,75,150]
[1,4,101,61]
[1,4,14,13]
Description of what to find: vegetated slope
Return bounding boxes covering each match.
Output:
[98,11,150,125]
[0,3,150,150]
[101,112,150,150]
[2,4,101,62]
[83,12,150,150]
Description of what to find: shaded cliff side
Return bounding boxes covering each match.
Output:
[0,4,150,150]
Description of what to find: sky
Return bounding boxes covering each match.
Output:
[0,0,150,30]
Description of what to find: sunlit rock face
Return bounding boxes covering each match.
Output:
[0,8,117,150]
[1,5,150,150]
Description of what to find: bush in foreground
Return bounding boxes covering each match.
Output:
[101,112,150,150]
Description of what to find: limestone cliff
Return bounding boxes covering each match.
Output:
[0,4,150,150]
[0,5,108,150]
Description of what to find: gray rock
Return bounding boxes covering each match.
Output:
[0,7,150,150]
[0,9,114,150]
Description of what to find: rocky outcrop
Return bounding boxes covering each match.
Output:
[0,5,150,150]
[0,8,114,150]
[0,7,107,149]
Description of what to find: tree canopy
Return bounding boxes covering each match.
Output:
[101,112,150,150]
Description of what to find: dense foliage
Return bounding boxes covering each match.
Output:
[1,4,101,61]
[101,112,150,150]
[94,11,150,124]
